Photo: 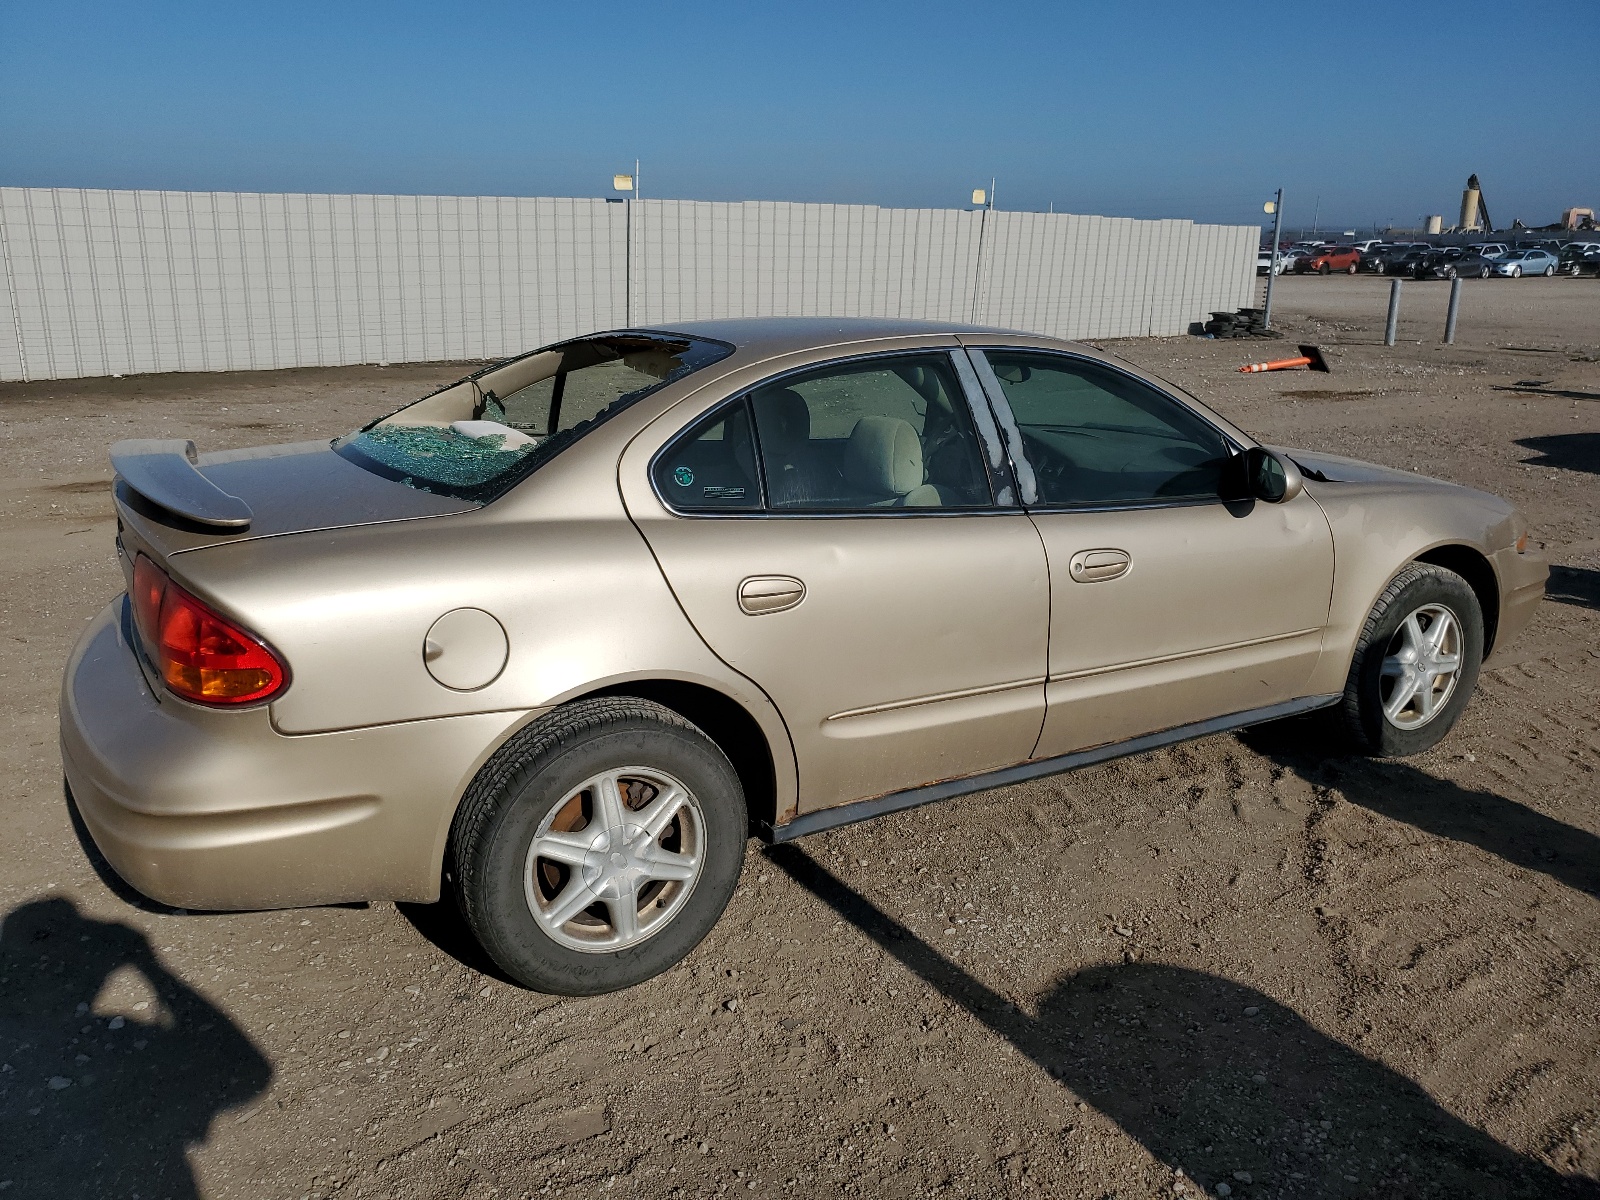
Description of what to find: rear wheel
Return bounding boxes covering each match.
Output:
[1480,266,1491,279]
[1543,264,1555,277]
[1337,563,1484,757]
[450,697,748,994]
[1346,262,1358,274]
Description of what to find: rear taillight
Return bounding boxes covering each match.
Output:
[129,554,286,705]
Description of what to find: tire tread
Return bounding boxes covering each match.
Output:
[449,697,704,941]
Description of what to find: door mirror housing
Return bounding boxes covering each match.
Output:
[1243,446,1303,503]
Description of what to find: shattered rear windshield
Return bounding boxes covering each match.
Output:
[334,333,732,502]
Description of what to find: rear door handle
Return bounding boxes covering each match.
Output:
[1068,548,1131,583]
[738,575,806,615]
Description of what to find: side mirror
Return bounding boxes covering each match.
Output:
[1243,446,1303,503]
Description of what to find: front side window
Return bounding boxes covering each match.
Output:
[336,333,731,501]
[746,354,993,511]
[979,351,1234,508]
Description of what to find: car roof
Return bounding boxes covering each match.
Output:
[639,316,1026,360]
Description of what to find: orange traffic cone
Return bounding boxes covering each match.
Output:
[1240,344,1330,374]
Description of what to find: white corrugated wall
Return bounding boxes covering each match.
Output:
[0,188,1255,382]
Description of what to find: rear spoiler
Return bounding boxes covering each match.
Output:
[110,440,253,529]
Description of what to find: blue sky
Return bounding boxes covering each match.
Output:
[2,0,1595,231]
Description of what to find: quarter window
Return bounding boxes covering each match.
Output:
[981,352,1234,508]
[653,399,761,511]
[747,354,992,511]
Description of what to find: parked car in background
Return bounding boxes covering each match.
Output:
[1370,244,1430,274]
[1352,240,1385,253]
[1257,247,1277,275]
[1295,245,1362,274]
[1415,248,1492,280]
[1446,249,1497,279]
[1467,243,1509,258]
[1278,249,1313,274]
[1491,249,1560,277]
[1381,248,1434,278]
[1561,245,1600,276]
[60,317,1547,994]
[1358,244,1394,272]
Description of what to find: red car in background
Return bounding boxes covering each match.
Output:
[1295,245,1361,274]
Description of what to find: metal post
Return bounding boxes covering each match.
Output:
[1263,189,1284,330]
[1443,275,1462,344]
[1384,278,1402,347]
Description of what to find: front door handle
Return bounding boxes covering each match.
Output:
[1068,548,1131,583]
[739,575,806,615]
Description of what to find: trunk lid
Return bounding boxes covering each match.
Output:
[113,439,478,577]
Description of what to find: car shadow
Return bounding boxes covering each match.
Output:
[1547,564,1600,610]
[1494,384,1600,404]
[0,895,272,1198]
[1516,431,1600,474]
[396,897,518,985]
[1241,725,1600,901]
[765,845,1596,1198]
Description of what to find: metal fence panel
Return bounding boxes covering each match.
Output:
[0,187,1254,381]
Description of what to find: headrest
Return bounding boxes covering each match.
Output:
[842,416,923,496]
[754,388,810,454]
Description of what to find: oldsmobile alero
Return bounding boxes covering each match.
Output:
[61,318,1548,993]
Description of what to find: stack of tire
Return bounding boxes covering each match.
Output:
[1202,308,1284,339]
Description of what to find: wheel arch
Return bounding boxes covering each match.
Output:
[1414,543,1500,654]
[584,678,786,836]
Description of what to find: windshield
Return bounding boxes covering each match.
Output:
[335,333,732,501]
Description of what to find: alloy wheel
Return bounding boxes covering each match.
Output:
[524,767,706,952]
[1379,604,1463,730]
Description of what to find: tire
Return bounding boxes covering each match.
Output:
[1337,563,1484,757]
[1346,262,1358,274]
[1374,262,1386,275]
[1480,267,1491,279]
[1445,267,1457,280]
[1319,263,1331,275]
[1510,266,1521,278]
[1543,265,1555,277]
[450,697,748,994]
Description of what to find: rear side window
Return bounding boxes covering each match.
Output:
[980,351,1233,508]
[747,354,993,511]
[653,400,761,511]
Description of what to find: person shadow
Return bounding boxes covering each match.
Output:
[0,896,272,1199]
[766,845,1600,1198]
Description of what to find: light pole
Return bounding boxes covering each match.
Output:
[1263,190,1285,330]
[970,179,995,323]
[613,160,640,326]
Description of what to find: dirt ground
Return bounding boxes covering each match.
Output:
[1,273,1596,1199]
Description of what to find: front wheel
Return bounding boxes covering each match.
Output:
[1338,563,1484,757]
[1319,263,1331,275]
[1543,265,1555,277]
[1510,266,1521,278]
[1374,262,1386,275]
[450,697,748,994]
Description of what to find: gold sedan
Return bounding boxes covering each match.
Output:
[61,319,1547,993]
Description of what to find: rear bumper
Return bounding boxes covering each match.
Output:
[60,600,528,910]
[1489,545,1548,661]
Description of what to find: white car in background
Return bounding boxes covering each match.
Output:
[1277,249,1312,275]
